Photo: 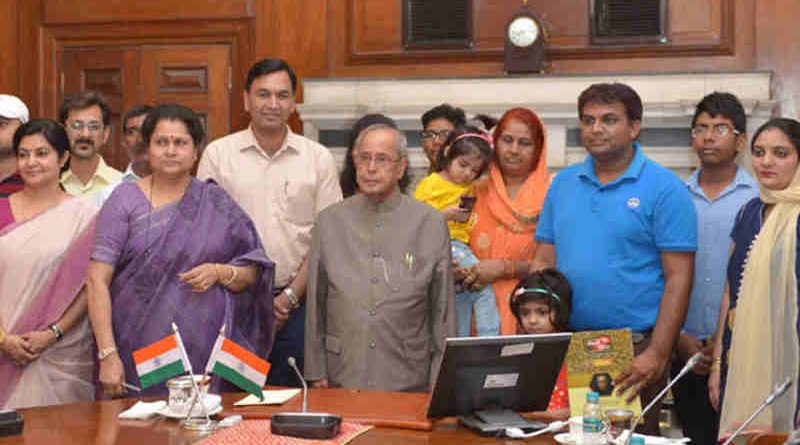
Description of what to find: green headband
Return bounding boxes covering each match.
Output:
[513,287,561,303]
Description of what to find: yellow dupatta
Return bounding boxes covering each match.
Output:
[720,165,800,435]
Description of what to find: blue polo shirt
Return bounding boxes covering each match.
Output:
[683,166,757,339]
[536,143,697,332]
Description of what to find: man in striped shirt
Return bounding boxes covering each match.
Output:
[0,95,29,198]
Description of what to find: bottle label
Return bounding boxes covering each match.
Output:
[583,417,602,433]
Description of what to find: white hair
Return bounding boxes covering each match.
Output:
[353,124,408,159]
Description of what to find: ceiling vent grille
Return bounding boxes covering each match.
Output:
[403,0,472,50]
[591,0,668,45]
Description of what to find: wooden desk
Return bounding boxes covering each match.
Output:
[1,389,557,444]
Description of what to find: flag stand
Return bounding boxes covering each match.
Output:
[172,323,218,432]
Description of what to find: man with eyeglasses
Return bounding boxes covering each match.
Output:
[0,95,29,198]
[672,92,757,445]
[305,123,455,392]
[198,58,341,388]
[532,83,697,434]
[59,91,122,199]
[420,103,466,173]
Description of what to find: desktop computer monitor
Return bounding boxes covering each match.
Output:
[427,333,572,435]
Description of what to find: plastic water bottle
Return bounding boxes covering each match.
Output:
[583,391,602,445]
[630,434,645,445]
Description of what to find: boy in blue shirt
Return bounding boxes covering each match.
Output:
[674,92,757,445]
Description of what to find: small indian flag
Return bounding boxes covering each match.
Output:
[133,334,190,389]
[204,334,270,399]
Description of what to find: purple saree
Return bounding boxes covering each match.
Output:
[93,179,274,397]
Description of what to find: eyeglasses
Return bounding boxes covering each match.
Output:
[354,152,401,168]
[421,129,452,141]
[691,124,740,138]
[68,121,104,133]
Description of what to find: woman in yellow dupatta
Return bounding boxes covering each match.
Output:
[710,117,800,438]
[460,107,550,335]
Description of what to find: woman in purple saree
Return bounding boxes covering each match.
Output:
[87,104,274,398]
[0,120,97,409]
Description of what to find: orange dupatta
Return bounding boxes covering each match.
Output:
[469,118,550,335]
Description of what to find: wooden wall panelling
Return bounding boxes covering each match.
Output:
[254,0,328,80]
[17,0,44,118]
[329,0,753,77]
[755,0,800,118]
[139,45,231,144]
[0,0,19,95]
[43,0,253,24]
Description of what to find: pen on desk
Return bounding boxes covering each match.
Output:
[123,382,142,393]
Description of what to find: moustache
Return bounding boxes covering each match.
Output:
[75,138,95,147]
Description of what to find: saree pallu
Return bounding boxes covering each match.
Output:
[0,198,97,409]
[95,179,274,397]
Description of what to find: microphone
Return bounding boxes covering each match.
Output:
[721,378,793,445]
[269,357,342,439]
[287,357,307,413]
[620,352,704,445]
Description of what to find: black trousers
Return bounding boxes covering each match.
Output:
[266,299,306,387]
[671,354,720,445]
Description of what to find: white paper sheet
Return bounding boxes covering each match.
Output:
[233,388,301,406]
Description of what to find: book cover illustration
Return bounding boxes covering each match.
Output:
[565,329,643,418]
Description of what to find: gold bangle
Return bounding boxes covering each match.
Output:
[0,327,6,346]
[223,265,238,286]
[97,346,118,361]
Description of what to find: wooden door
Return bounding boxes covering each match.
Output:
[140,45,231,147]
[60,43,232,170]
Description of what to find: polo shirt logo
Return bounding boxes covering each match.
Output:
[627,197,640,209]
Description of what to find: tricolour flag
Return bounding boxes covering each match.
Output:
[204,335,270,399]
[133,334,190,389]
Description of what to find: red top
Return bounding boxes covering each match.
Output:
[0,198,14,231]
[0,173,23,198]
[547,364,569,411]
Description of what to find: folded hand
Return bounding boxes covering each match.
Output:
[21,330,56,355]
[0,334,38,366]
[179,263,220,293]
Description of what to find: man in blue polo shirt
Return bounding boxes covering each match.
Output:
[532,83,697,434]
[673,92,757,445]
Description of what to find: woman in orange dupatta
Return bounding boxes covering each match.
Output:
[461,107,550,335]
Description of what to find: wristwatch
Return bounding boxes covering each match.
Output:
[49,323,63,342]
[284,287,300,309]
[98,346,118,361]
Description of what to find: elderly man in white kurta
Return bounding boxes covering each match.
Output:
[304,124,456,392]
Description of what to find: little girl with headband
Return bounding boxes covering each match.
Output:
[510,268,574,419]
[414,125,499,337]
